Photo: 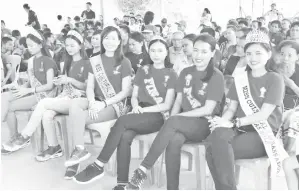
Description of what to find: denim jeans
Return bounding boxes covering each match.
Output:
[205,126,267,190]
[140,116,211,189]
[97,112,164,183]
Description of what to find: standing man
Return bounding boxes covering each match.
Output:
[23,4,41,30]
[175,20,187,35]
[263,3,283,23]
[81,2,95,22]
[161,18,170,38]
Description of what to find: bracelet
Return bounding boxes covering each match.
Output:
[103,100,107,108]
[235,118,241,128]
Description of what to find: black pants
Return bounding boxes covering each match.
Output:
[140,116,211,189]
[97,112,164,183]
[205,126,267,190]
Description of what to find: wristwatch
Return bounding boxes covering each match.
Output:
[231,118,241,128]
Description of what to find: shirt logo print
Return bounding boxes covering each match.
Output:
[113,65,121,75]
[185,74,192,86]
[164,75,170,87]
[259,87,267,98]
[143,65,149,74]
[137,59,143,68]
[198,83,208,96]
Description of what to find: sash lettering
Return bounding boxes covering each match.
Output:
[235,72,288,177]
[90,55,127,117]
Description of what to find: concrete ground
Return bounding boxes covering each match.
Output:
[1,113,290,190]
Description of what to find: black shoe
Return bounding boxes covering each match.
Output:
[64,164,80,180]
[35,145,63,162]
[73,162,104,184]
[125,168,147,190]
[112,184,127,190]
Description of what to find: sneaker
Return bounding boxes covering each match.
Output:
[64,146,91,167]
[64,164,80,180]
[2,134,19,150]
[125,169,147,190]
[1,145,13,155]
[113,184,127,190]
[73,162,104,184]
[35,145,63,162]
[6,135,30,152]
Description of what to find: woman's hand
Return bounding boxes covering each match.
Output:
[11,87,32,99]
[130,106,143,114]
[209,116,234,132]
[53,75,71,85]
[88,101,106,120]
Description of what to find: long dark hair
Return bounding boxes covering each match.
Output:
[63,30,88,75]
[193,34,216,82]
[26,30,52,57]
[143,11,154,25]
[100,26,124,67]
[148,39,172,68]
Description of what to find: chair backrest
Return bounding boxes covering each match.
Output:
[6,55,21,83]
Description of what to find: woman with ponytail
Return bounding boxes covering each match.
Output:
[125,34,225,190]
[1,29,58,154]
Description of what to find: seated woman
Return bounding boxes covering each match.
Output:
[125,34,225,190]
[85,30,101,58]
[173,33,196,75]
[5,30,90,159]
[125,31,150,73]
[63,26,133,179]
[72,37,177,189]
[1,29,58,154]
[206,30,288,190]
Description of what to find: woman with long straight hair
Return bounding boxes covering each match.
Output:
[73,37,177,189]
[1,29,58,154]
[125,34,225,190]
[207,30,288,190]
[63,26,133,179]
[5,30,91,160]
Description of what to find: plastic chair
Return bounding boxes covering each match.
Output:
[156,142,208,189]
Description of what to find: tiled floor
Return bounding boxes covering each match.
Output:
[1,113,290,190]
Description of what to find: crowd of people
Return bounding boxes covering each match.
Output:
[1,1,299,190]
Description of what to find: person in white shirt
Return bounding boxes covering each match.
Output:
[263,3,283,22]
[200,8,212,26]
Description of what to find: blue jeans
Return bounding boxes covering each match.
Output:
[140,116,211,190]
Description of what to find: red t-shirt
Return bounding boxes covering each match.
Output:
[32,56,58,85]
[284,64,299,109]
[176,65,225,114]
[227,71,284,131]
[89,54,133,99]
[68,59,91,91]
[134,64,177,105]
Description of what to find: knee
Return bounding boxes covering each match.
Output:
[120,131,135,146]
[163,116,181,130]
[208,128,234,144]
[69,99,83,113]
[166,133,185,153]
[42,110,56,123]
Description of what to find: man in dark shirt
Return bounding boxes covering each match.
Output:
[81,2,95,21]
[23,4,41,30]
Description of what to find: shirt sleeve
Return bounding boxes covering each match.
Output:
[264,73,284,106]
[166,70,178,90]
[120,58,133,79]
[227,81,239,101]
[81,11,85,18]
[206,71,225,102]
[92,11,95,19]
[175,69,186,93]
[43,57,57,76]
[133,67,144,87]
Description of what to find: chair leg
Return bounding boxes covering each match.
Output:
[196,145,206,190]
[235,165,241,186]
[139,140,144,159]
[58,118,70,160]
[88,129,95,145]
[39,127,44,152]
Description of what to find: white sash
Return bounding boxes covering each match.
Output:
[143,65,170,120]
[90,55,127,117]
[28,57,57,101]
[234,72,288,177]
